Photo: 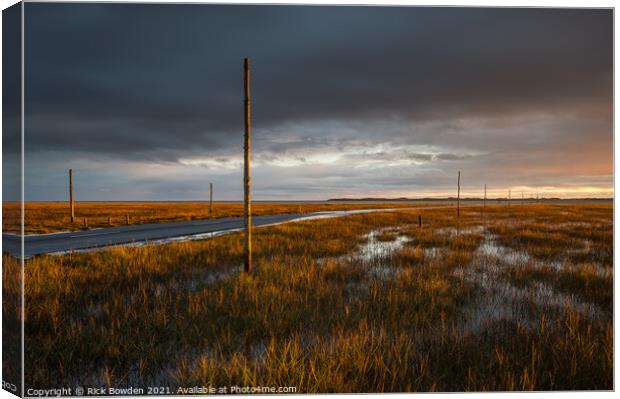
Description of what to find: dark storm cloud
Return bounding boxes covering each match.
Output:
[2,3,22,201]
[18,3,612,201]
[24,4,612,161]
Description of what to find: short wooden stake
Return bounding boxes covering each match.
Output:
[83,217,88,228]
[126,214,130,225]
[418,215,422,228]
[108,216,112,225]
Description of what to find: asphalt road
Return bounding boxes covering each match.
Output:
[2,207,437,258]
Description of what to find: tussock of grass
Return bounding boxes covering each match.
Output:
[555,264,613,311]
[506,263,557,288]
[452,233,484,252]
[392,246,424,267]
[374,231,398,242]
[409,229,450,248]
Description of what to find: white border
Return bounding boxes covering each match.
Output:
[0,2,616,399]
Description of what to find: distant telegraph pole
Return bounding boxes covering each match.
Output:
[508,189,511,206]
[483,184,486,216]
[457,171,461,218]
[209,182,213,215]
[243,58,252,273]
[69,169,75,223]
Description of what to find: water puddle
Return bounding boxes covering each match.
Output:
[347,230,411,281]
[435,225,486,237]
[424,247,440,259]
[357,230,411,262]
[457,268,605,334]
[319,229,411,282]
[454,236,608,334]
[477,235,531,266]
[154,266,243,297]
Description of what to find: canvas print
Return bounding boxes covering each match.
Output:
[1,1,613,396]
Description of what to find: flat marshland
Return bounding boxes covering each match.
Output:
[3,201,426,234]
[4,204,612,391]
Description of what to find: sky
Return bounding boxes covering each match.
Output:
[10,3,614,200]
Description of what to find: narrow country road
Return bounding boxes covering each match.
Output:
[2,205,456,257]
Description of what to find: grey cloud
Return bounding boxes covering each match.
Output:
[435,153,474,161]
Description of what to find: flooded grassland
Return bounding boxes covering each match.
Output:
[6,204,612,392]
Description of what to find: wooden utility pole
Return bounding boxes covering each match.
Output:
[457,171,461,217]
[522,191,524,205]
[209,182,213,215]
[69,169,75,223]
[508,189,511,206]
[483,184,486,216]
[243,58,252,273]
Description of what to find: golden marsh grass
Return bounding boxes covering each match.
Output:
[2,204,612,391]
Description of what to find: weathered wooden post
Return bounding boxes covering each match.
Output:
[108,216,112,226]
[418,215,422,228]
[209,182,213,215]
[522,191,524,206]
[457,171,461,218]
[126,214,129,225]
[243,57,252,273]
[83,217,88,228]
[508,189,511,206]
[69,169,75,223]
